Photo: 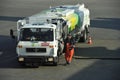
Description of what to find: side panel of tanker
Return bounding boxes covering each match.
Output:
[59,4,90,42]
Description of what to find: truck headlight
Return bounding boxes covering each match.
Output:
[18,57,24,62]
[48,58,53,61]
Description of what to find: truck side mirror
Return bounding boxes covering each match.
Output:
[10,29,15,39]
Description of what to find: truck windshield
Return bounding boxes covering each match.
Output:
[20,28,54,41]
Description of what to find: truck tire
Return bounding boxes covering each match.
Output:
[79,29,87,42]
[57,50,60,63]
[53,57,59,66]
[57,50,60,57]
[57,43,62,56]
[53,62,58,66]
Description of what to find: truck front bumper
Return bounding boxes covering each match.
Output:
[18,56,58,63]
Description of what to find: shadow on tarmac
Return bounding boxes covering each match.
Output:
[91,18,120,30]
[0,35,19,68]
[74,47,120,59]
[0,16,25,22]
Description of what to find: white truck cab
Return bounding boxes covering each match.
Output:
[17,24,61,66]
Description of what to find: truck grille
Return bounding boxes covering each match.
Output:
[26,48,46,53]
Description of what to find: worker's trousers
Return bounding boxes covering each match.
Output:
[65,43,74,63]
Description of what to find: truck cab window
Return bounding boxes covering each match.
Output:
[20,28,53,41]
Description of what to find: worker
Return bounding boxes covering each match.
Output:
[63,34,75,65]
[10,29,15,39]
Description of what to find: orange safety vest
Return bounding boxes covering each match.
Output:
[65,43,74,63]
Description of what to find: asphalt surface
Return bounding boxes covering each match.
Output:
[0,0,120,80]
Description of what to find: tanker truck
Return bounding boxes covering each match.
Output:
[10,4,90,66]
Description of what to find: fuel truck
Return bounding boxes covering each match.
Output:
[10,4,90,66]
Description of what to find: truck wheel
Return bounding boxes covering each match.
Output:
[53,57,59,66]
[79,29,87,42]
[57,46,61,57]
[53,62,58,66]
